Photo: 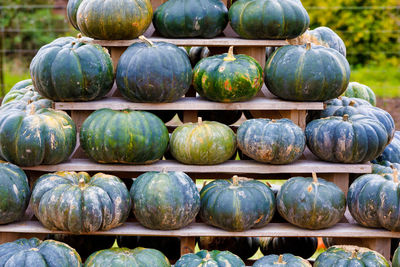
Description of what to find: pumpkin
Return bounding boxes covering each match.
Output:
[200,176,275,231]
[67,0,83,31]
[0,237,82,266]
[306,26,346,57]
[1,84,52,109]
[175,250,245,267]
[9,79,33,92]
[80,109,169,164]
[314,245,389,267]
[131,170,200,230]
[153,0,228,38]
[229,0,309,39]
[189,46,210,67]
[376,131,400,163]
[343,82,376,106]
[371,160,400,174]
[393,244,400,267]
[260,237,318,259]
[76,0,153,40]
[31,171,131,233]
[198,237,259,260]
[277,173,346,229]
[170,117,236,165]
[253,254,312,267]
[306,114,389,163]
[85,247,170,267]
[0,161,30,224]
[265,43,350,101]
[116,36,192,103]
[237,118,305,164]
[266,47,277,61]
[197,110,242,125]
[193,46,263,103]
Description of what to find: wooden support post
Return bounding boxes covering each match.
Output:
[71,110,92,158]
[320,173,349,196]
[110,47,125,70]
[235,47,266,69]
[151,0,167,11]
[183,110,198,123]
[279,110,307,130]
[180,237,196,255]
[0,233,46,244]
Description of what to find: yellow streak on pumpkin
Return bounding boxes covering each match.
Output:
[254,214,264,224]
[307,184,313,192]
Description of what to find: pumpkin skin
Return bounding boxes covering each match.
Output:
[198,110,242,125]
[237,118,305,164]
[31,171,132,234]
[253,254,312,267]
[265,44,350,101]
[80,109,169,164]
[85,247,170,267]
[314,245,390,267]
[343,82,376,106]
[67,0,83,31]
[277,174,346,229]
[175,250,245,267]
[198,237,260,260]
[170,118,236,165]
[116,38,192,103]
[229,0,309,39]
[0,238,82,266]
[193,47,263,103]
[1,84,52,109]
[376,131,400,163]
[306,26,346,57]
[200,176,276,231]
[393,245,400,267]
[189,46,210,67]
[306,115,389,163]
[30,36,114,101]
[9,79,32,92]
[153,0,228,38]
[76,0,153,40]
[371,160,400,174]
[260,237,318,259]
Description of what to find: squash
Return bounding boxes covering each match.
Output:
[229,0,309,39]
[376,131,400,163]
[30,36,114,101]
[343,82,376,106]
[200,176,276,231]
[306,26,346,57]
[189,47,210,67]
[116,36,192,103]
[80,109,169,164]
[153,0,228,38]
[371,160,400,174]
[198,237,259,260]
[198,110,242,125]
[393,244,400,267]
[1,84,52,110]
[9,79,32,92]
[277,173,346,229]
[193,46,263,103]
[265,43,350,101]
[67,0,83,31]
[76,0,153,40]
[130,170,200,230]
[260,237,318,259]
[31,171,131,233]
[175,250,245,267]
[237,118,305,164]
[253,254,311,267]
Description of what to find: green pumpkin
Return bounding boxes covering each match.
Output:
[306,26,346,57]
[277,173,346,229]
[130,170,200,230]
[0,161,30,224]
[175,250,245,267]
[85,247,170,267]
[153,0,228,38]
[2,84,51,107]
[306,115,389,163]
[170,118,236,165]
[31,171,131,233]
[193,47,263,103]
[77,0,153,40]
[314,245,389,267]
[265,43,350,101]
[198,237,260,260]
[189,47,210,67]
[371,160,400,174]
[253,254,311,267]
[80,109,169,164]
[237,118,305,164]
[260,237,318,260]
[343,82,376,106]
[393,244,400,267]
[376,131,400,163]
[116,37,192,103]
[0,238,82,266]
[200,176,276,231]
[9,79,33,92]
[229,0,309,39]
[67,0,83,31]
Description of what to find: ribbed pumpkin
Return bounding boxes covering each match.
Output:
[237,118,305,164]
[67,0,83,31]
[371,160,400,174]
[376,131,400,163]
[31,171,131,233]
[116,36,192,103]
[170,117,236,165]
[76,0,153,40]
[229,0,309,39]
[200,176,276,231]
[306,26,346,57]
[9,79,33,92]
[260,237,318,259]
[153,0,228,38]
[0,161,30,224]
[193,47,263,103]
[198,237,260,260]
[130,170,200,230]
[265,43,350,101]
[0,238,82,266]
[319,96,370,117]
[80,109,169,164]
[393,245,400,267]
[277,173,346,229]
[189,46,210,67]
[30,36,114,101]
[198,110,243,125]
[343,82,376,106]
[85,247,170,267]
[306,115,389,163]
[314,245,389,267]
[1,84,52,109]
[175,250,245,267]
[253,254,311,267]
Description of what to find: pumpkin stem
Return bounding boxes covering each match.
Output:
[205,252,211,261]
[161,168,167,174]
[232,175,239,186]
[138,35,154,47]
[77,33,82,39]
[29,104,35,115]
[312,172,318,183]
[78,178,85,187]
[224,46,236,61]
[392,166,399,183]
[271,119,277,123]
[274,255,286,264]
[27,99,33,105]
[306,42,312,50]
[343,114,349,121]
[351,250,358,258]
[349,100,356,107]
[198,117,203,125]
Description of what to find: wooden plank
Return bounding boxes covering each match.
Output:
[180,237,196,255]
[110,47,125,70]
[183,110,198,123]
[322,173,350,196]
[235,46,266,69]
[0,233,47,244]
[70,110,92,158]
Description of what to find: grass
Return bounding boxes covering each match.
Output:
[2,60,31,95]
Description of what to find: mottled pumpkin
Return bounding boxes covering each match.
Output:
[31,171,131,233]
[189,46,210,67]
[175,250,245,267]
[343,82,376,106]
[193,47,263,103]
[80,109,169,164]
[376,131,400,163]
[1,84,52,110]
[306,26,346,57]
[260,237,318,259]
[265,43,350,101]
[198,237,260,260]
[253,254,311,267]
[67,0,83,31]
